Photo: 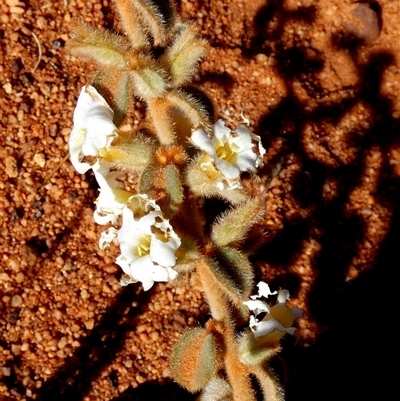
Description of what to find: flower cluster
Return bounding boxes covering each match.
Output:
[67,2,303,397]
[191,119,265,190]
[69,86,181,291]
[100,196,181,291]
[244,281,303,343]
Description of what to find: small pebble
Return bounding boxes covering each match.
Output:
[16,272,25,283]
[11,295,22,307]
[2,367,11,376]
[256,53,268,63]
[57,337,68,349]
[11,344,21,355]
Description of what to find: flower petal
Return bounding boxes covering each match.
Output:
[235,151,257,172]
[99,227,118,250]
[251,317,285,338]
[255,281,277,299]
[69,127,92,174]
[215,158,240,180]
[243,299,270,316]
[292,306,304,319]
[198,378,232,401]
[126,255,157,291]
[81,88,116,156]
[191,128,216,157]
[277,289,290,304]
[150,236,180,267]
[92,163,132,225]
[69,85,117,174]
[231,124,253,149]
[213,119,231,140]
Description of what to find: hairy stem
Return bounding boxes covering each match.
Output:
[197,255,256,401]
[224,321,256,401]
[251,365,284,401]
[147,98,176,145]
[197,259,228,321]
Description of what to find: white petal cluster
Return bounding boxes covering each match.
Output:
[69,86,181,291]
[244,281,303,340]
[100,195,181,291]
[69,85,117,174]
[69,86,133,224]
[191,119,265,190]
[92,163,134,225]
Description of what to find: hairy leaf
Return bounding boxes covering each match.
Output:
[128,68,168,100]
[174,236,201,273]
[211,198,264,247]
[164,164,184,215]
[162,23,209,86]
[171,328,217,392]
[100,133,155,171]
[69,22,129,68]
[166,89,211,132]
[133,0,175,45]
[207,247,254,304]
[140,163,159,197]
[113,0,148,48]
[238,331,281,366]
[111,72,130,126]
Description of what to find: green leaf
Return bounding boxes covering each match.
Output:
[112,72,130,127]
[174,236,201,273]
[101,134,155,171]
[207,247,254,303]
[162,23,209,86]
[166,89,211,133]
[211,199,264,247]
[140,163,159,196]
[164,164,183,215]
[171,328,217,393]
[69,22,128,68]
[128,68,168,100]
[133,0,175,45]
[238,331,281,366]
[113,0,148,48]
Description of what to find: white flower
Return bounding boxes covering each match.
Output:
[191,119,265,190]
[69,85,117,174]
[244,281,303,342]
[114,195,181,291]
[92,163,134,225]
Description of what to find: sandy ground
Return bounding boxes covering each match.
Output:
[0,0,399,400]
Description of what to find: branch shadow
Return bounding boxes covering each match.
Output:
[1,174,200,400]
[34,285,152,401]
[246,1,399,400]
